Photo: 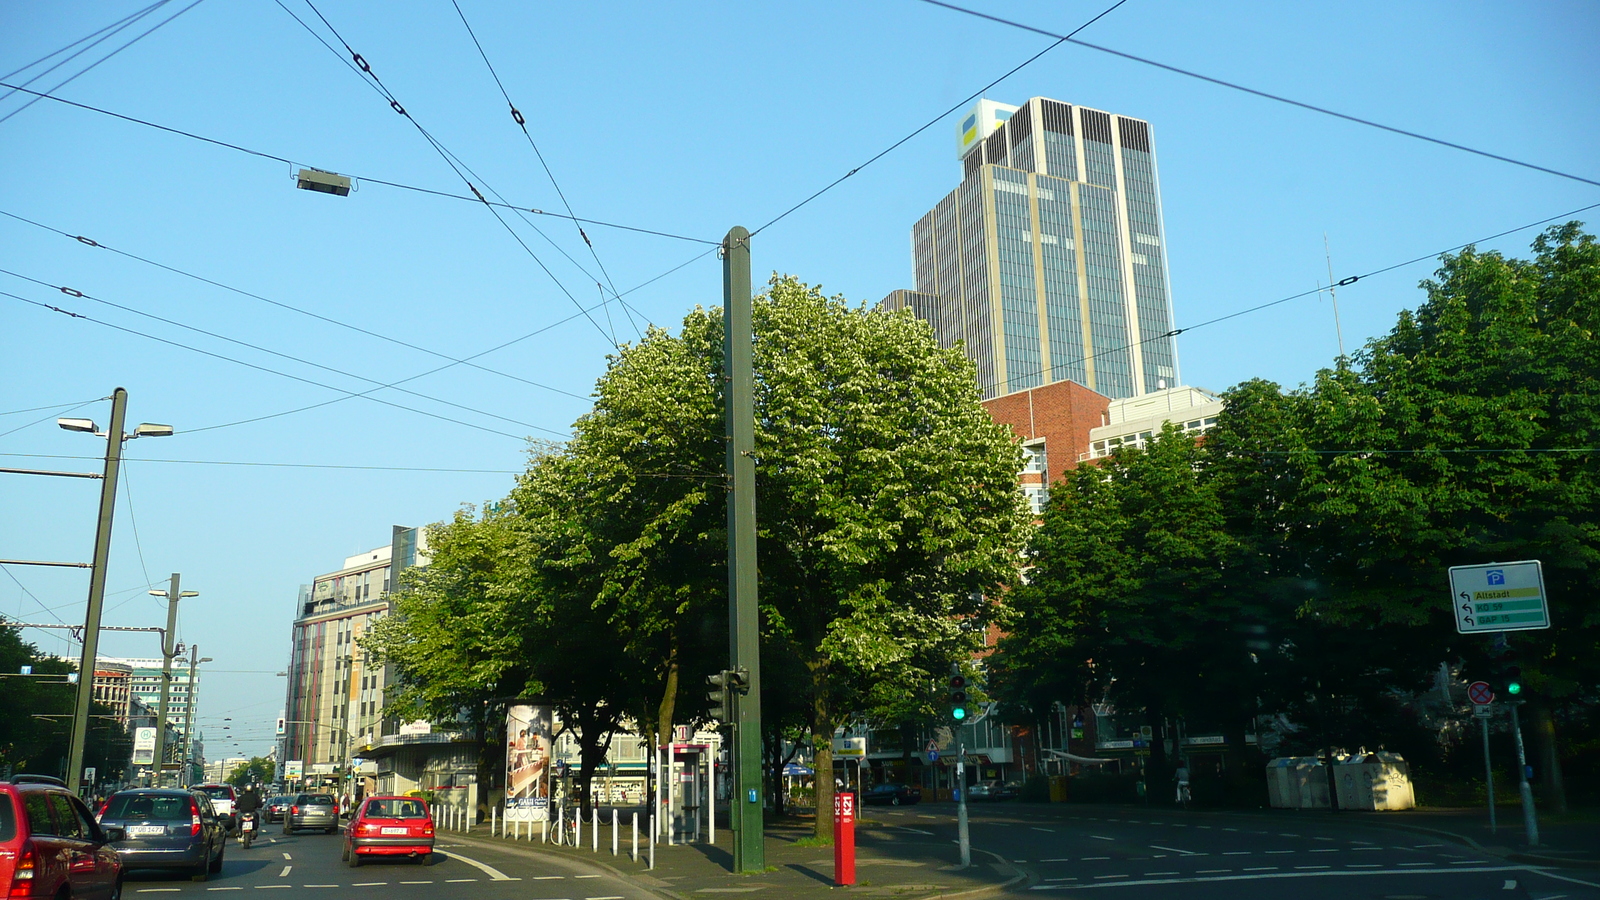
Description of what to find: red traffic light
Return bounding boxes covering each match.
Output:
[950,675,966,689]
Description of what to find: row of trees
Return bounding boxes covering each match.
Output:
[995,225,1600,807]
[366,227,1597,820]
[1,616,132,783]
[364,277,1030,836]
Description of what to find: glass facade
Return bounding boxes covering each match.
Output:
[892,96,1179,401]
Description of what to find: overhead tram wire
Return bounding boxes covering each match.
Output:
[0,398,101,441]
[749,0,1129,238]
[449,0,641,341]
[0,0,209,127]
[0,209,587,402]
[3,452,728,479]
[920,0,1600,191]
[0,82,717,246]
[0,265,556,435]
[279,0,620,348]
[1,0,171,84]
[1,287,552,442]
[0,399,104,419]
[973,199,1600,397]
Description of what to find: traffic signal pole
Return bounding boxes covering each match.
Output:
[723,226,764,873]
[1509,702,1540,847]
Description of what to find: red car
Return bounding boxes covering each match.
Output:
[0,774,123,899]
[342,796,434,867]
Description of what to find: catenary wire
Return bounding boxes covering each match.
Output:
[0,399,104,418]
[749,0,1129,237]
[0,266,561,435]
[1,288,548,442]
[920,0,1600,191]
[0,0,209,127]
[280,0,620,348]
[0,566,67,625]
[449,0,641,341]
[0,398,103,441]
[117,460,156,591]
[0,0,170,88]
[0,208,589,402]
[0,81,716,245]
[3,452,726,479]
[975,200,1600,395]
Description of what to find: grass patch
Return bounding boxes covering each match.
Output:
[792,835,834,848]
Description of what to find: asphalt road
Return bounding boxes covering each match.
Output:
[118,824,652,898]
[867,803,1600,899]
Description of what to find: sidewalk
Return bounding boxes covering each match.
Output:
[1367,805,1600,869]
[451,809,1023,899]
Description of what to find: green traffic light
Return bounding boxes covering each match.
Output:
[953,707,966,720]
[1507,681,1522,695]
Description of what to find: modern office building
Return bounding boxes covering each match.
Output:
[883,96,1179,400]
[282,526,428,783]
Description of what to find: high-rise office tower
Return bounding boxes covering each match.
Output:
[883,97,1179,400]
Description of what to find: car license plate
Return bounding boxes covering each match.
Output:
[381,827,408,835]
[128,825,165,836]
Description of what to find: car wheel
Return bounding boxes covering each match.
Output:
[341,843,349,861]
[283,825,294,835]
[346,849,362,868]
[417,852,431,866]
[108,875,125,900]
[191,858,209,882]
[325,827,336,835]
[891,796,900,806]
[210,841,225,873]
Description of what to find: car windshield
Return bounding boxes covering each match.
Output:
[195,786,233,800]
[299,794,336,806]
[104,794,191,820]
[365,799,427,819]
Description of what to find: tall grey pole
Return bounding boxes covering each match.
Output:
[183,645,200,785]
[1482,714,1496,834]
[1509,702,1540,847]
[956,729,971,867]
[154,573,182,787]
[723,226,764,873]
[66,387,127,795]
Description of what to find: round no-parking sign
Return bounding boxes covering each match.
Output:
[1468,681,1495,705]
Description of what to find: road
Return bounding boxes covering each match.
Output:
[119,824,652,899]
[865,803,1600,899]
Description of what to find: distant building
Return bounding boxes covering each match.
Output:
[92,660,134,726]
[883,96,1180,401]
[281,526,428,786]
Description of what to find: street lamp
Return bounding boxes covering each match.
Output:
[59,388,172,795]
[183,652,213,784]
[147,580,198,787]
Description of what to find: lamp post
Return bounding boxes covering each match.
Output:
[149,577,198,787]
[183,650,213,785]
[59,388,172,794]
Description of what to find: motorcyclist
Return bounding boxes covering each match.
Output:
[236,784,263,843]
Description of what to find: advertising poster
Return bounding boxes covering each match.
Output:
[132,726,157,765]
[505,705,552,821]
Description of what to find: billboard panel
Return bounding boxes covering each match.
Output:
[505,705,552,821]
[132,727,157,766]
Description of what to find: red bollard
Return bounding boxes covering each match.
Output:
[834,790,856,886]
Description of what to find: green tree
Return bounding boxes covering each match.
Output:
[226,756,274,787]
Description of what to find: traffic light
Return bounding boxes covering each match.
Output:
[707,671,731,720]
[949,675,968,721]
[1504,665,1523,697]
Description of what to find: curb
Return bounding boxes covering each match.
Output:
[451,830,680,900]
[1350,819,1600,870]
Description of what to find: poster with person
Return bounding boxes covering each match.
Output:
[505,705,553,821]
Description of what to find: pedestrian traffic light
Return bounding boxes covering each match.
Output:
[949,675,968,721]
[707,671,731,720]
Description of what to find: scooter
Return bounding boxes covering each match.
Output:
[239,810,259,848]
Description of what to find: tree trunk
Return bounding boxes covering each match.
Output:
[656,645,680,751]
[1531,703,1567,814]
[473,712,497,824]
[809,661,834,842]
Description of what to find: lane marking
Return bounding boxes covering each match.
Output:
[279,866,292,877]
[1092,874,1128,880]
[1243,867,1277,872]
[1196,869,1230,874]
[1348,864,1380,869]
[253,887,291,891]
[435,848,515,881]
[1398,862,1435,866]
[352,883,387,887]
[1089,835,1113,841]
[897,827,935,835]
[575,875,601,879]
[1025,866,1526,891]
[1222,828,1239,832]
[1222,851,1250,856]
[587,896,626,899]
[303,886,338,889]
[1041,858,1073,862]
[1293,865,1330,870]
[1032,827,1056,832]
[1312,836,1334,842]
[1279,833,1300,838]
[1149,845,1197,856]
[445,879,477,883]
[400,882,433,885]
[282,853,292,860]
[532,875,566,880]
[206,889,243,893]
[1144,872,1178,876]
[1309,848,1339,853]
[1082,856,1109,861]
[1264,850,1294,855]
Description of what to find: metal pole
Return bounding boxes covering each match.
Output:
[1481,714,1497,834]
[956,728,971,867]
[183,645,200,785]
[1509,702,1540,847]
[723,225,764,873]
[66,388,126,796]
[153,573,182,788]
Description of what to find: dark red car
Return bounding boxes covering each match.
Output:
[0,774,123,899]
[341,796,434,866]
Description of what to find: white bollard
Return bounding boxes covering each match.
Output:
[612,808,618,856]
[632,811,638,862]
[592,807,599,852]
[541,817,548,843]
[575,806,582,847]
[491,805,497,837]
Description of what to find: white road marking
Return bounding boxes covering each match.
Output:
[435,848,515,881]
[1450,860,1488,865]
[1399,862,1435,866]
[1244,867,1277,872]
[1197,869,1230,874]
[1144,872,1178,876]
[1149,845,1197,856]
[1222,851,1250,856]
[445,879,477,883]
[1279,833,1300,838]
[575,875,600,879]
[1032,827,1056,832]
[206,889,243,893]
[1041,858,1073,862]
[1089,835,1113,841]
[1093,874,1129,879]
[279,865,292,877]
[587,896,626,899]
[281,852,292,860]
[1265,850,1294,855]
[1026,866,1526,891]
[1293,865,1330,870]
[1348,864,1380,869]
[253,887,291,890]
[1312,836,1334,842]
[1082,856,1109,861]
[303,886,338,889]
[352,883,387,887]
[1310,848,1339,853]
[1222,828,1239,832]
[898,827,935,835]
[531,875,565,880]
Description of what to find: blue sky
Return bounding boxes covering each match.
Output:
[3,0,1596,760]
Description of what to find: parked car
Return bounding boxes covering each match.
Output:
[342,796,434,867]
[283,793,339,834]
[861,783,922,806]
[967,780,1019,801]
[0,773,124,899]
[188,784,237,832]
[98,788,226,881]
[263,796,292,824]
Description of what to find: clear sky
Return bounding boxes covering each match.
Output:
[3,0,1596,760]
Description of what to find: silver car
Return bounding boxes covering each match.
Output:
[283,793,339,834]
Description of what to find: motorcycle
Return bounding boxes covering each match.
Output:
[239,810,258,848]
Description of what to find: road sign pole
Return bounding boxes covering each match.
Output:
[1481,712,1496,834]
[1508,702,1539,847]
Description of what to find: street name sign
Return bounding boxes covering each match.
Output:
[1448,560,1550,633]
